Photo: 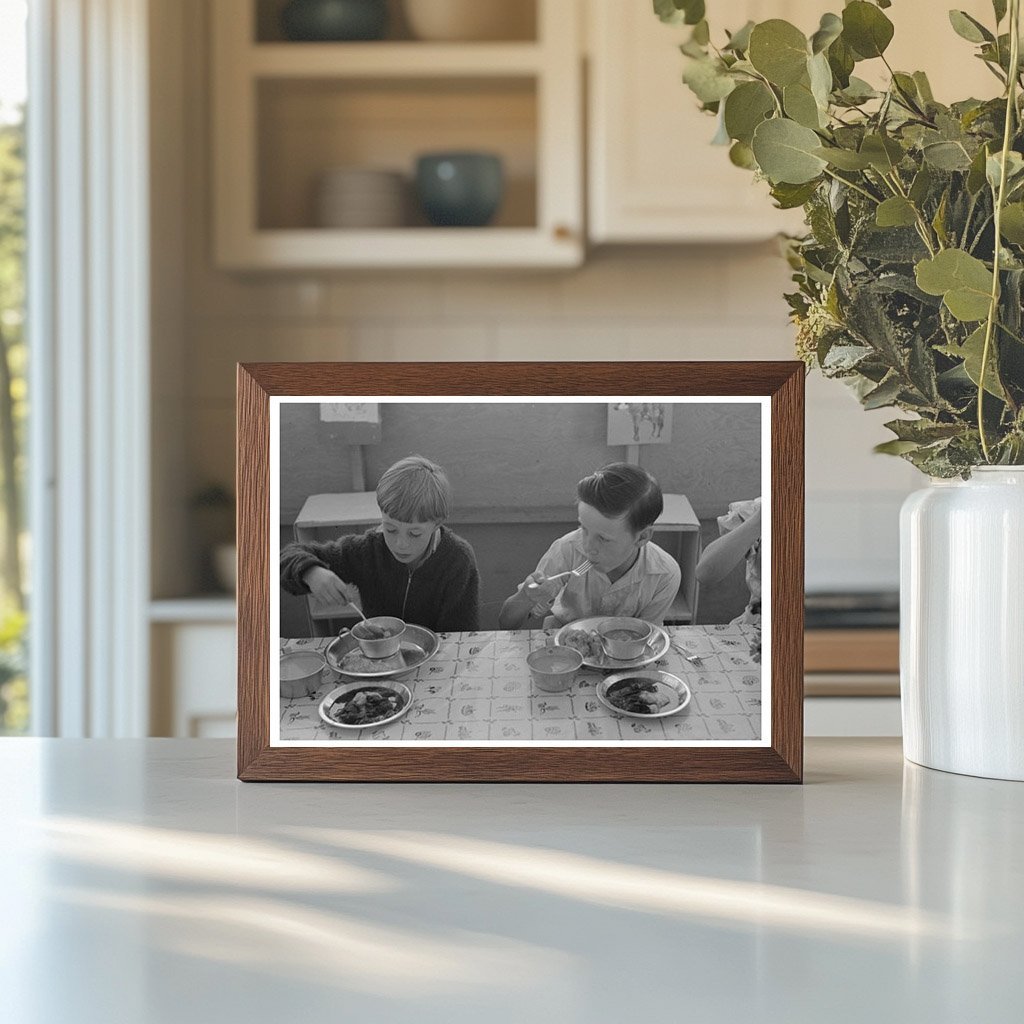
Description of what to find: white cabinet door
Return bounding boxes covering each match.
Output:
[587,0,995,244]
[588,0,812,242]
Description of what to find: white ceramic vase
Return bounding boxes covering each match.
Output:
[900,467,1024,781]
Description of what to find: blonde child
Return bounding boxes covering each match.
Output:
[280,455,479,632]
[499,463,681,629]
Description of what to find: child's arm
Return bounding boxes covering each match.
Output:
[498,572,563,630]
[280,540,359,606]
[695,508,761,586]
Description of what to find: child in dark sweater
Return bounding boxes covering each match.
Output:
[280,455,479,632]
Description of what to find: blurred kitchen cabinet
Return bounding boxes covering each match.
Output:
[586,0,995,244]
[211,0,583,268]
[150,601,237,737]
[587,0,818,243]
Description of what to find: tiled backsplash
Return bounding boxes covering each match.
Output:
[182,248,918,593]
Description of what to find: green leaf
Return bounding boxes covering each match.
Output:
[862,374,903,409]
[884,418,963,443]
[653,0,705,26]
[938,325,1006,398]
[807,51,833,110]
[784,80,824,129]
[909,164,933,205]
[813,146,872,170]
[842,1,894,59]
[723,81,776,144]
[751,118,828,184]
[837,76,879,104]
[810,13,843,54]
[922,140,973,171]
[932,190,950,247]
[912,71,935,104]
[948,10,994,44]
[993,0,1008,24]
[691,19,710,45]
[986,150,1024,191]
[915,250,994,322]
[874,439,922,455]
[876,197,918,228]
[967,144,991,194]
[770,180,820,209]
[827,35,856,89]
[729,140,757,169]
[682,57,736,104]
[1000,203,1024,245]
[723,20,755,53]
[860,133,904,173]
[748,20,809,87]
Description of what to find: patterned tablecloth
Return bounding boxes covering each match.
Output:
[279,625,763,743]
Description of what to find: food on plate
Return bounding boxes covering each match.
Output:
[328,686,406,726]
[606,678,673,715]
[560,628,604,660]
[340,649,408,674]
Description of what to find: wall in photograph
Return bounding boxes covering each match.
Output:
[279,400,761,524]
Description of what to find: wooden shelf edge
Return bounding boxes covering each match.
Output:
[249,41,544,78]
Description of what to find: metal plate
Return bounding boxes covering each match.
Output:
[325,622,439,679]
[318,681,413,730]
[596,670,691,719]
[555,617,670,670]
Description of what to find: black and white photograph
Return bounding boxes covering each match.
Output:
[271,397,769,747]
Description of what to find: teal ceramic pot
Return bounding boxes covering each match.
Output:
[415,152,505,227]
[281,0,388,41]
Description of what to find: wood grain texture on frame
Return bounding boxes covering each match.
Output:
[237,362,804,783]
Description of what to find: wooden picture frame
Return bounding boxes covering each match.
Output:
[238,362,804,782]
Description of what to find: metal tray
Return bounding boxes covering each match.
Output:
[325,622,439,679]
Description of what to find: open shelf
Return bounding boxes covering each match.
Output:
[212,0,582,268]
[256,76,538,231]
[254,0,538,44]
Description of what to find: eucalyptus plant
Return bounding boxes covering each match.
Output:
[657,0,1024,476]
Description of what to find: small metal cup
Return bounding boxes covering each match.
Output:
[527,644,583,693]
[345,616,406,658]
[598,617,653,661]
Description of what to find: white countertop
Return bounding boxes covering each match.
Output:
[2,738,1021,1023]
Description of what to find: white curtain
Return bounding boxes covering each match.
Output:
[28,0,150,736]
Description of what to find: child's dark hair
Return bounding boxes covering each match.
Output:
[576,463,663,534]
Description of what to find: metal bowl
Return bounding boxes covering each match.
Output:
[596,670,691,719]
[280,650,327,699]
[597,616,654,661]
[319,680,413,730]
[325,622,439,679]
[347,615,406,658]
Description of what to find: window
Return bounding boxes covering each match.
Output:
[0,0,28,734]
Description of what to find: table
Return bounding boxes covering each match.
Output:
[280,625,762,742]
[3,738,1023,1024]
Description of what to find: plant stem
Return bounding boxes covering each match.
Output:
[884,170,938,255]
[979,0,1021,461]
[822,167,880,204]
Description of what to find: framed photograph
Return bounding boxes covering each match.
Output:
[238,362,804,782]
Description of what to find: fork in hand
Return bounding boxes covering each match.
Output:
[545,560,593,582]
